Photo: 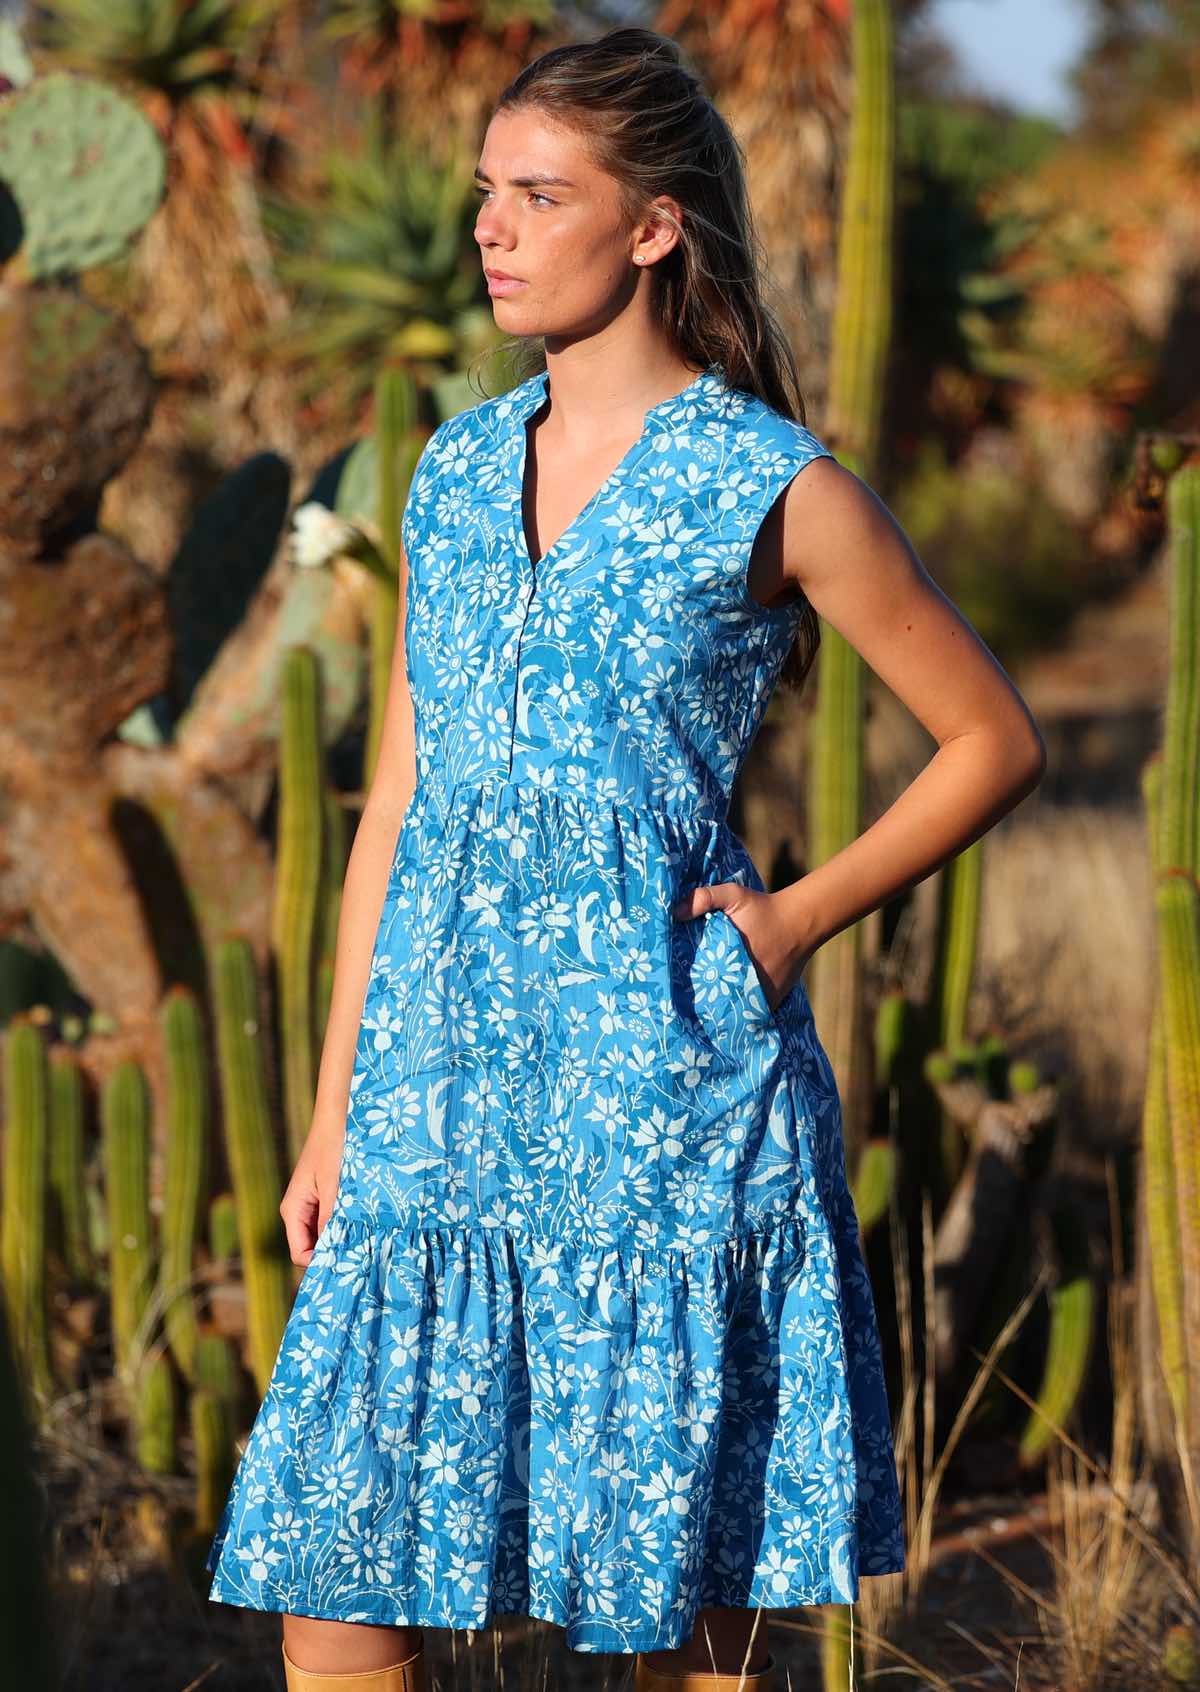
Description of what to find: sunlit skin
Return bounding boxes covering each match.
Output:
[278,104,1045,1680]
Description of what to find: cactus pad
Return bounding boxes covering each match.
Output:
[0,72,165,280]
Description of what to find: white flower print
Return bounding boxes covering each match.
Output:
[206,362,905,1653]
[641,1460,693,1517]
[515,891,571,953]
[239,1533,284,1582]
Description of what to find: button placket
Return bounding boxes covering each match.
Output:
[503,364,719,777]
[506,567,537,775]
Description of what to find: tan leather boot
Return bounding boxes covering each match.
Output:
[633,1650,776,1690]
[281,1639,428,1692]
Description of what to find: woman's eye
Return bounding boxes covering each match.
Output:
[472,186,556,208]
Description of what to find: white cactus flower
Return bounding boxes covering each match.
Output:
[291,502,356,569]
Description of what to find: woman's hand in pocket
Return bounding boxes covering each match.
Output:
[671,882,821,1013]
[280,1120,346,1267]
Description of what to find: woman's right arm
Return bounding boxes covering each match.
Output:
[280,537,418,1266]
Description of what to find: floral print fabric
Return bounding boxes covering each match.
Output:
[205,363,906,1651]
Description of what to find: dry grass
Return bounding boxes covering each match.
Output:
[974,1185,1200,1692]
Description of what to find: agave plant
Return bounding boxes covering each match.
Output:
[258,99,495,410]
[31,0,292,171]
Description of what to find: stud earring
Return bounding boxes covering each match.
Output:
[635,255,646,264]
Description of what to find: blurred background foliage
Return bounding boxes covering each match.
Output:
[12,0,1192,662]
[2,0,1200,1682]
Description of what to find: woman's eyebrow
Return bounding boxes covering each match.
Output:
[472,166,579,188]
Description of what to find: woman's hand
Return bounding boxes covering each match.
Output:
[671,883,823,1012]
[280,1121,346,1268]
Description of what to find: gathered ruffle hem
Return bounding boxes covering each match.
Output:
[205,1198,905,1653]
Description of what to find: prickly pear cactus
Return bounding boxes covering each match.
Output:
[0,72,165,281]
[0,285,155,552]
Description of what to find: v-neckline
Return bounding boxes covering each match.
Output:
[513,364,721,572]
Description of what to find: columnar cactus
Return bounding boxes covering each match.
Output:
[0,1019,54,1405]
[212,936,293,1393]
[929,839,984,1191]
[195,1331,243,1410]
[931,839,983,1052]
[101,1060,155,1385]
[1140,460,1200,1551]
[209,1192,239,1263]
[316,788,349,1037]
[137,1350,178,1475]
[1017,1202,1096,1465]
[191,1386,235,1538]
[852,1139,896,1237]
[158,988,209,1384]
[814,0,898,1672]
[1141,818,1187,1425]
[47,1051,92,1285]
[806,0,897,1167]
[363,365,418,782]
[274,646,325,1166]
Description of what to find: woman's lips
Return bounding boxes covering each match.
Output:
[485,271,527,296]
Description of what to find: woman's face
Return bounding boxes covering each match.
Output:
[473,106,671,340]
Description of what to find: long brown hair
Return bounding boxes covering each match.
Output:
[478,26,824,692]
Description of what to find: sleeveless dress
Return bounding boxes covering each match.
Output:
[205,362,906,1653]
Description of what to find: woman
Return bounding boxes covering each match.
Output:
[205,26,1045,1692]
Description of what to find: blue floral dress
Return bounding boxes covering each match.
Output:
[205,362,906,1653]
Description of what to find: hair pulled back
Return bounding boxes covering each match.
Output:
[484,26,823,691]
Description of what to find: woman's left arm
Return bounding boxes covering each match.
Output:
[773,455,1047,968]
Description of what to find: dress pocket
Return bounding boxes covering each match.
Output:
[710,906,795,1028]
[670,902,787,1057]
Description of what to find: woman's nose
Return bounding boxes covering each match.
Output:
[475,207,514,249]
